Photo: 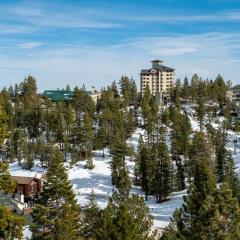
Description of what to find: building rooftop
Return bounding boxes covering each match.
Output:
[151,59,164,63]
[42,89,99,102]
[141,65,175,73]
[12,176,40,185]
[42,90,74,102]
[232,85,240,91]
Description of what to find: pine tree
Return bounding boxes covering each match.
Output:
[0,162,16,194]
[162,158,217,240]
[31,148,82,240]
[23,142,34,170]
[82,190,101,239]
[95,126,108,157]
[214,183,240,239]
[82,112,94,159]
[111,129,131,196]
[64,104,75,156]
[154,137,173,203]
[161,209,186,240]
[214,75,228,109]
[171,109,191,190]
[0,163,25,240]
[111,81,120,99]
[116,167,131,196]
[95,108,112,157]
[223,151,240,201]
[0,107,9,144]
[96,194,155,240]
[190,74,199,102]
[196,95,205,131]
[0,205,25,240]
[224,99,232,129]
[215,126,227,183]
[171,79,181,108]
[141,87,158,142]
[119,76,131,106]
[186,132,214,180]
[136,136,151,200]
[175,160,185,191]
[161,124,240,239]
[86,157,94,170]
[182,77,190,100]
[19,75,37,97]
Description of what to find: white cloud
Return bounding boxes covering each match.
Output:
[17,42,42,49]
[0,32,239,91]
[133,10,240,23]
[0,24,32,34]
[0,3,121,29]
[151,47,197,56]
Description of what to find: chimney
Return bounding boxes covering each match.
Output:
[20,194,24,203]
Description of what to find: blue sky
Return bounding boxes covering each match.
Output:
[0,0,240,91]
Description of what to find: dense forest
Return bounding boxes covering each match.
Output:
[0,74,240,239]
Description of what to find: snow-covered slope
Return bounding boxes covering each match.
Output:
[10,127,185,231]
[9,113,240,239]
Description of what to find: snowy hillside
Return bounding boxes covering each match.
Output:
[9,114,240,238]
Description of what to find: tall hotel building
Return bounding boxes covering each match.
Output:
[140,60,175,100]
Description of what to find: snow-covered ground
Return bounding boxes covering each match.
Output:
[8,113,240,239]
[10,127,185,234]
[23,226,31,240]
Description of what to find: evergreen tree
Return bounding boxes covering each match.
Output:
[154,136,173,203]
[214,183,240,239]
[215,126,227,183]
[224,99,232,129]
[31,148,82,240]
[86,157,94,170]
[0,163,25,240]
[214,75,228,109]
[182,77,190,100]
[171,79,181,108]
[82,190,101,239]
[186,132,214,180]
[161,209,186,240]
[162,157,217,240]
[136,135,151,200]
[0,107,9,144]
[171,109,191,190]
[223,152,240,201]
[190,74,199,102]
[82,112,94,159]
[111,129,131,196]
[119,76,131,106]
[0,205,25,240]
[23,142,34,170]
[20,75,37,97]
[96,194,155,240]
[196,81,206,131]
[0,162,15,194]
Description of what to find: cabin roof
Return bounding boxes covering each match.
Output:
[12,176,39,185]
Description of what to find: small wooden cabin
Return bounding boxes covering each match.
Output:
[12,176,42,202]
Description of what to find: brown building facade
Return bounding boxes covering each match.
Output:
[12,176,42,202]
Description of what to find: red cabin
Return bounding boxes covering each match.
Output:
[12,176,42,202]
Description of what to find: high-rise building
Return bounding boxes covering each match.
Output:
[140,60,175,99]
[226,85,240,125]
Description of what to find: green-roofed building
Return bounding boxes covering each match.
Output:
[232,85,240,91]
[42,90,74,102]
[42,89,102,103]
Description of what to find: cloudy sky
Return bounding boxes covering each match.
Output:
[0,0,240,91]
